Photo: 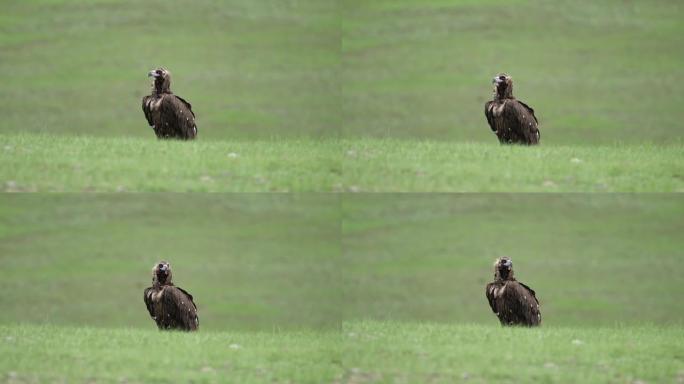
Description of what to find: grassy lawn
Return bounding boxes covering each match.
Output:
[342,0,684,144]
[2,323,682,383]
[3,194,680,330]
[1,134,683,192]
[340,321,684,384]
[0,0,339,140]
[342,139,684,192]
[0,134,343,192]
[0,324,342,383]
[1,1,682,382]
[1,0,681,145]
[0,194,342,331]
[341,194,684,326]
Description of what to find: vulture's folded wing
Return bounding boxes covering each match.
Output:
[517,100,538,124]
[485,283,498,313]
[141,96,154,126]
[161,286,199,330]
[143,287,155,318]
[502,100,536,127]
[484,101,496,132]
[503,100,539,143]
[174,95,195,118]
[160,95,197,137]
[176,286,197,310]
[518,282,539,305]
[507,281,541,325]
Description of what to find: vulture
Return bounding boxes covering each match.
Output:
[484,73,540,145]
[142,67,197,140]
[143,261,199,331]
[485,257,541,327]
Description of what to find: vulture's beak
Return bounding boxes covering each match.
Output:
[501,259,512,269]
[148,70,159,78]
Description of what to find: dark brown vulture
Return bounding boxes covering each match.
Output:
[485,257,541,327]
[143,261,199,331]
[484,73,540,145]
[142,68,197,140]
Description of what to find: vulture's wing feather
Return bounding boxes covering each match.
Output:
[174,95,195,118]
[160,95,197,139]
[502,100,540,144]
[143,287,155,318]
[141,96,154,127]
[504,281,541,325]
[175,286,197,310]
[517,100,538,124]
[485,282,498,314]
[161,286,198,330]
[518,282,539,305]
[484,101,496,132]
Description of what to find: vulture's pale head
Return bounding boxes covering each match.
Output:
[148,67,171,93]
[152,260,173,285]
[492,73,513,99]
[493,256,514,280]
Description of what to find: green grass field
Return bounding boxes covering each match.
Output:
[341,322,684,383]
[0,325,342,383]
[342,194,684,326]
[0,194,342,331]
[2,0,683,382]
[0,134,343,192]
[0,0,339,140]
[2,134,683,192]
[342,139,684,192]
[342,0,684,144]
[2,323,682,383]
[1,0,683,191]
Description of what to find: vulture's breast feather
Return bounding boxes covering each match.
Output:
[490,100,506,117]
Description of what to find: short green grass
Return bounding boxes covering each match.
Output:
[0,194,342,331]
[340,321,684,384]
[2,134,683,192]
[0,0,340,140]
[342,0,684,144]
[0,134,343,192]
[342,194,684,326]
[2,0,682,144]
[342,139,684,192]
[3,194,681,330]
[0,324,343,383]
[2,323,682,383]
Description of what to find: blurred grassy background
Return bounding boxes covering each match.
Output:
[1,0,681,143]
[1,194,682,330]
[342,0,684,143]
[0,0,339,139]
[342,194,684,326]
[0,194,342,331]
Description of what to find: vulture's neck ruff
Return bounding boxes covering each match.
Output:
[494,81,513,101]
[496,267,514,281]
[153,77,172,95]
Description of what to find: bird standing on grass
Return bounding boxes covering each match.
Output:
[144,261,199,331]
[485,256,541,326]
[484,73,540,145]
[142,67,197,140]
